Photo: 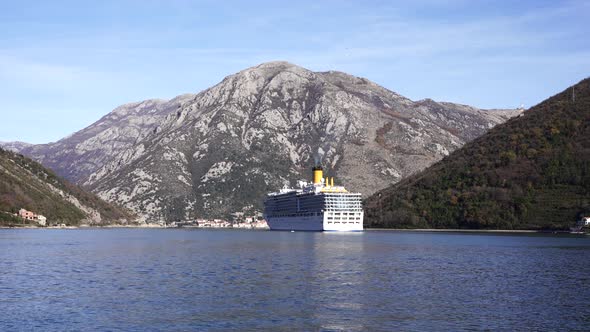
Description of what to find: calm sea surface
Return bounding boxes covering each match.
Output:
[1,229,589,331]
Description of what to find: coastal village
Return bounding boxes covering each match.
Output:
[4,207,268,229]
[4,207,588,232]
[0,208,67,227]
[171,218,268,229]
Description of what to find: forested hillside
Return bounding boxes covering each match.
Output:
[0,148,134,226]
[365,78,590,230]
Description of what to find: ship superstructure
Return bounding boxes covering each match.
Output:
[264,165,363,231]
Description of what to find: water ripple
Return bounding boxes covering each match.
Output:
[0,229,589,331]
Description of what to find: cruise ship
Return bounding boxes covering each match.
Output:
[263,165,364,231]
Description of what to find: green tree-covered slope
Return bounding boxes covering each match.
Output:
[0,148,134,226]
[365,78,590,230]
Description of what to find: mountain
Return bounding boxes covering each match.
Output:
[0,141,33,153]
[11,95,195,184]
[5,62,521,222]
[364,78,590,230]
[0,148,135,226]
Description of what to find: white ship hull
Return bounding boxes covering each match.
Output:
[266,215,324,231]
[266,212,363,231]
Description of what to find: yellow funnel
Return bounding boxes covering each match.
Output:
[313,166,323,185]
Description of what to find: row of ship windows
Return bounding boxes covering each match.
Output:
[266,206,360,210]
[268,195,360,199]
[325,202,361,205]
[326,204,361,208]
[268,198,360,203]
[325,200,361,202]
[267,212,361,217]
[267,213,320,217]
[326,206,361,209]
[269,201,323,205]
[267,203,360,207]
[265,212,363,217]
[325,202,362,205]
[324,198,361,200]
[269,203,360,207]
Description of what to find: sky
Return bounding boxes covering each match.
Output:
[0,0,589,144]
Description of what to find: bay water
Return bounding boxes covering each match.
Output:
[1,229,589,331]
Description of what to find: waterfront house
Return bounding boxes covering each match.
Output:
[18,208,47,226]
[37,215,47,226]
[18,208,36,221]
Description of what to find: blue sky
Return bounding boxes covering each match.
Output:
[1,0,589,144]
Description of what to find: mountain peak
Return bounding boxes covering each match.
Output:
[236,61,313,79]
[253,60,300,69]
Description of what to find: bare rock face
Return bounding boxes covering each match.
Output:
[14,95,195,185]
[0,141,33,153]
[6,62,521,222]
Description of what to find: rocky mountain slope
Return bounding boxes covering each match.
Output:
[6,95,195,183]
[365,78,590,230]
[4,62,521,222]
[0,141,32,153]
[0,147,134,226]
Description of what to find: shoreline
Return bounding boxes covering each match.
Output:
[0,225,575,233]
[0,224,154,229]
[0,224,269,230]
[364,228,544,233]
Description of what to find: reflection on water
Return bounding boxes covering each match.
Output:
[1,229,589,331]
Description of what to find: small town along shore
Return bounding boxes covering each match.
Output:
[0,219,269,230]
